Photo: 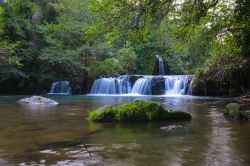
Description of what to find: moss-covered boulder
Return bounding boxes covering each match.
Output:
[224,103,241,115]
[224,103,241,120]
[89,105,115,122]
[89,100,191,122]
[224,103,250,121]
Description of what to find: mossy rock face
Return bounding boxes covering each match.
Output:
[89,100,192,123]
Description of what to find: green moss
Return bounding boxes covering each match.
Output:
[224,103,250,121]
[224,103,241,116]
[89,105,115,122]
[89,100,191,123]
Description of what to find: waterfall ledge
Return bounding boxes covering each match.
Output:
[90,75,193,96]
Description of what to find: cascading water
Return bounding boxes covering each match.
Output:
[164,75,191,95]
[187,80,193,95]
[158,57,165,75]
[131,77,152,95]
[90,75,132,94]
[90,56,193,95]
[156,55,165,75]
[48,81,71,94]
[90,75,193,95]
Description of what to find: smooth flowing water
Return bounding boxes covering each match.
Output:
[158,57,165,75]
[90,75,193,95]
[48,81,71,95]
[0,95,249,166]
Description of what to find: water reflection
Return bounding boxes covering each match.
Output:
[204,108,243,166]
[0,95,249,166]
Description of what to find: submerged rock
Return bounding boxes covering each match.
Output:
[89,100,192,122]
[18,96,58,105]
[160,125,183,131]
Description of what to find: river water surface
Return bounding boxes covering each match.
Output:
[0,95,249,166]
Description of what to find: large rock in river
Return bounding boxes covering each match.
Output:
[224,103,241,120]
[89,100,192,122]
[19,96,58,105]
[151,76,165,95]
[224,102,250,121]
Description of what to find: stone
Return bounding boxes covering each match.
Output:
[151,76,165,95]
[224,103,241,121]
[129,75,143,87]
[89,100,192,122]
[160,125,183,131]
[236,95,250,103]
[224,103,250,122]
[18,96,58,105]
[225,103,241,112]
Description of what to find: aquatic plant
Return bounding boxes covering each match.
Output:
[89,100,191,122]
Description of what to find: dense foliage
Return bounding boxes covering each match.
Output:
[0,0,249,95]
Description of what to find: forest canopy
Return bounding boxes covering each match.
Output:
[0,0,249,95]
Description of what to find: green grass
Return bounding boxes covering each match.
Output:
[89,100,192,123]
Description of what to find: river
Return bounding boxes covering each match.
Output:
[0,95,249,166]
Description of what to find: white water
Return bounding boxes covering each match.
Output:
[48,81,71,94]
[90,75,193,95]
[90,75,131,94]
[131,78,152,95]
[89,56,192,95]
[158,57,165,75]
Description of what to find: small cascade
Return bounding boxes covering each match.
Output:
[165,75,192,95]
[187,80,193,95]
[90,75,193,95]
[48,81,71,94]
[158,57,165,75]
[156,55,165,75]
[131,78,152,95]
[173,79,183,94]
[90,75,132,94]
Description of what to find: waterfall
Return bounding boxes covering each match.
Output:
[48,81,71,94]
[172,79,183,94]
[90,75,193,95]
[165,75,192,95]
[131,78,152,95]
[158,56,165,75]
[187,80,193,95]
[90,75,131,94]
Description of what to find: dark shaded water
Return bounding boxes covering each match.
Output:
[0,95,249,166]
